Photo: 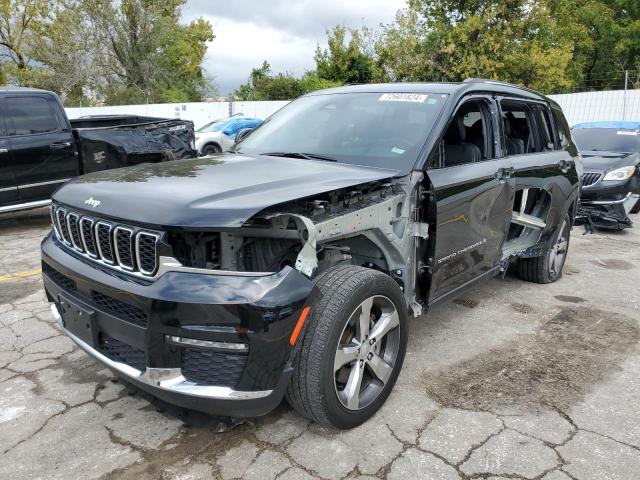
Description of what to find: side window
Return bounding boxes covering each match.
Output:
[7,96,60,135]
[499,100,545,155]
[552,107,572,149]
[440,100,492,167]
[533,105,555,151]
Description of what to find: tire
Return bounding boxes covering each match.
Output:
[517,212,571,284]
[630,197,640,214]
[201,143,222,155]
[286,265,408,429]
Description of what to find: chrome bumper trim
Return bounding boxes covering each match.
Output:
[51,303,272,400]
[581,192,634,205]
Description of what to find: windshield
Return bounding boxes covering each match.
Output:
[572,128,640,153]
[236,92,448,172]
[197,120,226,133]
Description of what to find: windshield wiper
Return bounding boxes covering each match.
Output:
[260,152,337,162]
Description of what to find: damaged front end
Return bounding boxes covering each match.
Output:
[165,176,424,314]
[576,194,638,231]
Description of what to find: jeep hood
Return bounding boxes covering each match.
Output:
[53,154,399,228]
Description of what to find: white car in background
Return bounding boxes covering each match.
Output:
[195,116,263,155]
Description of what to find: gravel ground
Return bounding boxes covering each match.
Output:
[0,207,639,480]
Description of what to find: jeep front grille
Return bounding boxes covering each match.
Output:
[51,203,162,277]
[582,172,602,187]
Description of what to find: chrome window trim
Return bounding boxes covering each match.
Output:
[135,231,160,276]
[79,217,98,258]
[113,226,135,271]
[66,212,84,252]
[0,199,50,214]
[95,221,115,265]
[18,178,71,189]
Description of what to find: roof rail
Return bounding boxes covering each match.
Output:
[462,78,545,97]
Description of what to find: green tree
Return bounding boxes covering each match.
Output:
[315,25,375,84]
[234,61,341,101]
[82,0,215,104]
[550,0,640,91]
[380,0,574,92]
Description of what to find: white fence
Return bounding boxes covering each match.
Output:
[549,90,640,126]
[65,100,290,129]
[64,90,640,130]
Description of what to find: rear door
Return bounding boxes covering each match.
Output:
[6,94,79,202]
[0,102,19,207]
[426,96,514,302]
[497,98,576,241]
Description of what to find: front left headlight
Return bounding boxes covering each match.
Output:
[602,166,636,182]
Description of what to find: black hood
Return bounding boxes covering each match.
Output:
[53,154,399,228]
[581,151,640,172]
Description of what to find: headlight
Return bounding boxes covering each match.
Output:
[602,166,636,182]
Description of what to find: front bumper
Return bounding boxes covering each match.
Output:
[42,233,314,417]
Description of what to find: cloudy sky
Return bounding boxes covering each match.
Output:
[183,0,407,95]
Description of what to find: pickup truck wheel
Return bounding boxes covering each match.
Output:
[518,212,571,284]
[286,265,408,429]
[202,144,222,155]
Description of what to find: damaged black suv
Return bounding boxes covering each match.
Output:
[42,80,580,429]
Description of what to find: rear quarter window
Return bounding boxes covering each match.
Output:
[7,96,61,135]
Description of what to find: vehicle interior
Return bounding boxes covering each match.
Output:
[441,100,489,166]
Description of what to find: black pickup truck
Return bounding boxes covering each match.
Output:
[0,87,196,214]
[43,80,580,429]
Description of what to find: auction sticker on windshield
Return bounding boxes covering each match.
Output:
[379,93,428,103]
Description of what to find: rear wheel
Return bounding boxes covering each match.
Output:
[518,212,571,284]
[286,265,408,429]
[201,143,222,155]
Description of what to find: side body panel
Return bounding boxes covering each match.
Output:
[427,159,513,300]
[426,96,514,302]
[6,93,78,202]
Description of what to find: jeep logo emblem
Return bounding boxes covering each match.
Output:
[84,197,101,208]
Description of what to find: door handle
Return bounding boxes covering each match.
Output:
[50,142,72,150]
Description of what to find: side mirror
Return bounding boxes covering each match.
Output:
[235,128,254,143]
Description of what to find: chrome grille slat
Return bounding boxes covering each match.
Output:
[136,232,160,275]
[114,226,134,271]
[55,208,71,245]
[95,221,115,264]
[66,213,84,252]
[582,172,601,187]
[80,217,98,258]
[50,203,160,278]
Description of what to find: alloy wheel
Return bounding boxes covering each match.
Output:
[333,295,401,411]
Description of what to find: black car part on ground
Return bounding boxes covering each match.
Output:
[70,116,197,173]
[575,201,633,232]
[576,150,640,231]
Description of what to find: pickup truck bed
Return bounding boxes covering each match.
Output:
[0,87,196,213]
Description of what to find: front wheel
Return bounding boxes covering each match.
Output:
[286,265,408,429]
[518,212,571,284]
[201,143,222,155]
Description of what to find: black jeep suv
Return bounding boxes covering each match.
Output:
[42,80,580,429]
